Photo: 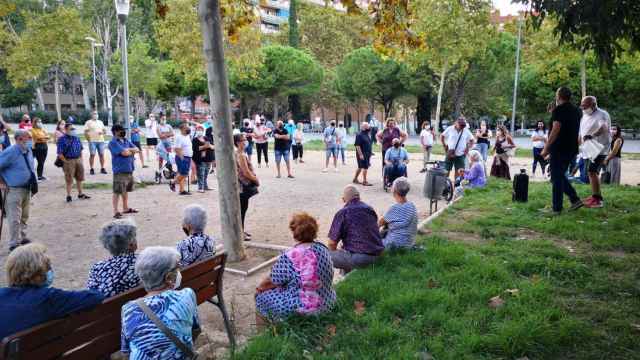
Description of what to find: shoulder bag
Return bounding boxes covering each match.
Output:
[22,153,38,195]
[447,131,464,160]
[136,299,200,360]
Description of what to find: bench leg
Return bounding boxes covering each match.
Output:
[208,294,236,351]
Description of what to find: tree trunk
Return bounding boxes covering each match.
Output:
[273,100,279,124]
[103,65,114,125]
[190,95,197,121]
[198,0,245,262]
[70,79,78,111]
[81,76,92,110]
[368,99,374,118]
[54,70,62,121]
[35,84,45,110]
[452,65,470,119]
[434,61,448,133]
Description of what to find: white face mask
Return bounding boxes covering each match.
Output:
[173,270,182,290]
[583,108,594,116]
[196,131,204,137]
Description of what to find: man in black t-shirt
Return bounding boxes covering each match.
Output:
[541,87,583,214]
[273,120,294,178]
[353,122,374,186]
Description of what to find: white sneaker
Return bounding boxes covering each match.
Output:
[322,168,328,173]
[334,167,339,173]
[197,189,205,193]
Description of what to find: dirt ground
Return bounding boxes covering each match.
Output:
[0,144,638,356]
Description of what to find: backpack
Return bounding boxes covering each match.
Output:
[512,169,529,202]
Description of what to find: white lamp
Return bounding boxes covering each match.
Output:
[114,0,130,19]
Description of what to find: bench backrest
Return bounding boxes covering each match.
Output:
[0,253,227,360]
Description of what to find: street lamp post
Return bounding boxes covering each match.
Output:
[115,0,131,139]
[85,37,103,112]
[511,17,523,135]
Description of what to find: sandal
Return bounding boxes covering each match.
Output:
[123,208,139,214]
[113,212,123,219]
[78,194,91,199]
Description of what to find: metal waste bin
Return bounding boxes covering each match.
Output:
[424,166,448,200]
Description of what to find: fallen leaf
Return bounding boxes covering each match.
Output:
[427,278,439,289]
[505,288,520,296]
[488,295,505,309]
[354,300,366,316]
[326,324,337,337]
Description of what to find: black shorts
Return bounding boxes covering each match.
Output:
[146,138,158,146]
[588,155,606,173]
[357,156,371,169]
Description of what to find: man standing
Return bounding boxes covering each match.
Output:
[440,117,475,176]
[273,120,294,178]
[57,124,90,203]
[156,113,174,170]
[144,113,158,161]
[353,122,373,186]
[174,123,193,195]
[540,87,584,214]
[108,124,139,219]
[323,121,338,173]
[84,111,107,175]
[419,122,435,173]
[579,96,611,208]
[129,116,146,168]
[0,130,35,252]
[328,185,384,273]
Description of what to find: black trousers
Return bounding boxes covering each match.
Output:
[33,143,48,178]
[239,193,250,229]
[292,143,303,160]
[549,153,580,212]
[256,142,268,164]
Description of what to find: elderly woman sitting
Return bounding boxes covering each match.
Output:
[0,243,104,339]
[255,212,336,322]
[455,150,486,197]
[87,218,140,297]
[121,246,201,358]
[379,177,418,249]
[177,204,216,267]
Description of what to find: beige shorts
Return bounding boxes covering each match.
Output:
[63,158,85,183]
[113,173,134,194]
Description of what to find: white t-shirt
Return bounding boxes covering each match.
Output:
[579,108,611,154]
[442,125,474,157]
[174,133,193,158]
[420,129,434,147]
[144,119,158,139]
[531,130,547,149]
[84,119,105,142]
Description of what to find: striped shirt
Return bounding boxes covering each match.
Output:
[56,134,83,159]
[382,201,418,249]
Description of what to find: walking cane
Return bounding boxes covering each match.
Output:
[0,189,6,242]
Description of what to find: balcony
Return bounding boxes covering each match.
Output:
[260,10,288,25]
[260,0,289,10]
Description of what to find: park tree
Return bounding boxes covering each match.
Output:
[4,6,90,121]
[287,0,303,120]
[336,47,407,120]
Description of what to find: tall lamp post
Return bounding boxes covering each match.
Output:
[84,37,103,112]
[114,0,131,139]
[510,16,523,135]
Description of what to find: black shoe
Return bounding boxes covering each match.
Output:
[20,238,32,245]
[419,168,427,173]
[244,232,252,241]
[569,200,584,211]
[38,176,47,181]
[100,168,108,174]
[169,182,176,192]
[179,191,192,196]
[90,168,95,175]
[66,196,72,202]
[78,193,91,199]
[9,244,19,253]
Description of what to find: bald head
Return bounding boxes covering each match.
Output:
[581,96,597,111]
[360,122,370,131]
[342,184,360,203]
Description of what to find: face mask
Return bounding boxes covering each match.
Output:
[24,140,33,149]
[69,130,77,137]
[583,108,594,115]
[43,269,54,287]
[118,130,126,138]
[196,131,204,137]
[184,128,191,135]
[182,226,190,236]
[173,270,182,289]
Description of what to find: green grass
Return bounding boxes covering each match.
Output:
[234,181,640,360]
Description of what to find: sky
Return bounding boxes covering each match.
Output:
[492,0,526,15]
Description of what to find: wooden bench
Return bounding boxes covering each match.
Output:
[0,253,235,360]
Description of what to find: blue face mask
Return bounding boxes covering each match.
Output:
[25,140,33,149]
[43,269,54,287]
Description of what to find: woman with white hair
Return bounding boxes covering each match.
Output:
[87,219,140,298]
[455,150,486,197]
[121,246,201,359]
[0,243,104,339]
[176,204,216,267]
[378,177,418,249]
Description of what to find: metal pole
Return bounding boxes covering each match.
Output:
[120,18,131,140]
[511,18,522,135]
[91,43,98,111]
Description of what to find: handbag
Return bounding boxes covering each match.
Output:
[136,299,200,360]
[54,158,64,168]
[22,153,38,196]
[240,181,259,198]
[447,131,464,160]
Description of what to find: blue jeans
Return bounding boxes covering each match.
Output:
[245,142,253,156]
[274,149,289,163]
[196,162,211,190]
[89,141,105,155]
[338,146,346,163]
[532,147,547,175]
[326,145,337,159]
[475,143,489,161]
[549,154,580,212]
